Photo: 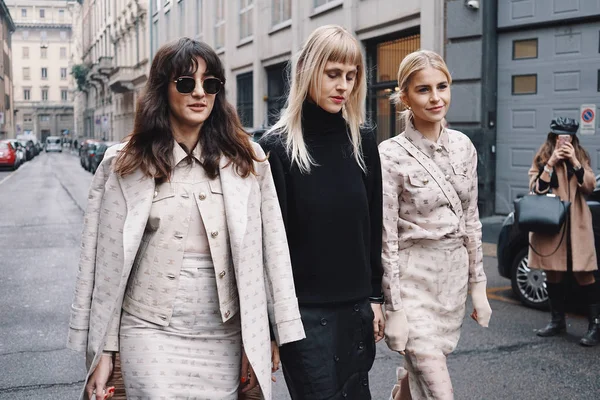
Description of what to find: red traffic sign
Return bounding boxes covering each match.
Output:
[582,108,595,123]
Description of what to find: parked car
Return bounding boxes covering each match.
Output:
[89,141,119,174]
[18,139,36,160]
[0,141,19,170]
[80,140,101,171]
[6,139,26,166]
[497,174,600,310]
[45,136,63,152]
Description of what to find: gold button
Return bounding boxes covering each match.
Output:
[224,310,230,318]
[445,175,451,180]
[219,271,226,278]
[199,193,206,200]
[211,231,219,238]
[153,190,158,198]
[422,179,429,185]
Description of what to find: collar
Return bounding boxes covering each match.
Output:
[173,139,202,166]
[404,121,449,158]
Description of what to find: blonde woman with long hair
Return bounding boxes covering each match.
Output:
[379,50,492,399]
[260,25,384,399]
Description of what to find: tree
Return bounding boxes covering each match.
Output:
[71,64,89,91]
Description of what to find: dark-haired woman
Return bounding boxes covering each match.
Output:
[67,38,304,400]
[529,117,599,346]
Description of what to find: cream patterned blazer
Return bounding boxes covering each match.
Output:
[67,142,305,400]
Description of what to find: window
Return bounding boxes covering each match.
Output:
[40,114,50,122]
[60,67,67,79]
[41,31,47,41]
[23,89,30,100]
[21,8,26,17]
[236,72,253,127]
[215,0,225,49]
[178,0,185,37]
[314,0,337,7]
[152,19,158,54]
[58,9,65,21]
[41,89,48,101]
[61,89,68,101]
[41,47,47,58]
[39,9,45,18]
[5,95,9,110]
[24,114,32,123]
[272,0,291,26]
[22,30,29,40]
[512,74,537,95]
[60,31,67,40]
[23,67,30,80]
[22,46,29,59]
[196,0,203,37]
[266,63,289,125]
[60,47,67,59]
[165,10,171,40]
[513,39,538,59]
[239,0,254,40]
[41,67,48,79]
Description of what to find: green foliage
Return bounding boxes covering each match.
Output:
[71,64,89,91]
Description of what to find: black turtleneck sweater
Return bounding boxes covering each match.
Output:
[259,102,383,305]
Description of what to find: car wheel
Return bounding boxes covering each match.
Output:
[511,247,549,310]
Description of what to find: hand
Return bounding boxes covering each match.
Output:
[558,142,580,167]
[85,354,115,400]
[240,347,258,393]
[548,147,563,167]
[270,340,280,383]
[384,309,409,354]
[371,303,385,343]
[470,281,492,328]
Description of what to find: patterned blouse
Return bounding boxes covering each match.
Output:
[378,124,486,293]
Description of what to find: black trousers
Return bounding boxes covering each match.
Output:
[279,299,376,400]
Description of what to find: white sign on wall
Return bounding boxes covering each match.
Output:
[580,104,596,135]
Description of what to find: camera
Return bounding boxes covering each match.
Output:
[465,0,480,9]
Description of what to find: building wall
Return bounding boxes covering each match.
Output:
[149,0,443,130]
[0,0,14,139]
[7,0,75,140]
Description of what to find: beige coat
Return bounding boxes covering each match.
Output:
[67,142,305,400]
[528,158,597,272]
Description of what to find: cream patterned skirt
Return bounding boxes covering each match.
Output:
[399,239,469,400]
[119,254,242,400]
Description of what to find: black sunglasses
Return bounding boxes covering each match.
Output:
[173,77,222,95]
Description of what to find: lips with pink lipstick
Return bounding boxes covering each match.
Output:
[188,103,207,112]
[330,96,345,104]
[427,105,445,112]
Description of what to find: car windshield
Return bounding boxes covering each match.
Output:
[0,143,8,150]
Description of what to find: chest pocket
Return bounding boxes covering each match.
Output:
[451,162,469,177]
[209,178,223,195]
[407,173,432,188]
[147,185,175,232]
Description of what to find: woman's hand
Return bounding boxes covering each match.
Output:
[240,347,258,393]
[384,309,409,354]
[470,281,492,328]
[548,147,563,167]
[85,354,115,400]
[558,142,580,167]
[371,303,385,343]
[270,341,280,382]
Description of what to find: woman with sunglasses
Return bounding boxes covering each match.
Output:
[67,38,304,400]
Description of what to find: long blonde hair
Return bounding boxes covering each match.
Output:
[390,50,452,127]
[267,25,367,173]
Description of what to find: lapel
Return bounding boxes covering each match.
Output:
[118,168,155,278]
[219,156,252,267]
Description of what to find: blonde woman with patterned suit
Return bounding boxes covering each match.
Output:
[379,50,492,400]
[67,38,304,400]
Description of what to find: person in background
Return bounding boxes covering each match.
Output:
[379,50,492,399]
[529,117,599,346]
[260,25,384,399]
[67,38,304,400]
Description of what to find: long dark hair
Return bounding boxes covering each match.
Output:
[115,38,260,181]
[534,132,590,168]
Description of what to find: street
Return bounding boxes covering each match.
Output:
[0,152,598,400]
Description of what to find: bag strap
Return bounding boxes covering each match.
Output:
[393,135,465,225]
